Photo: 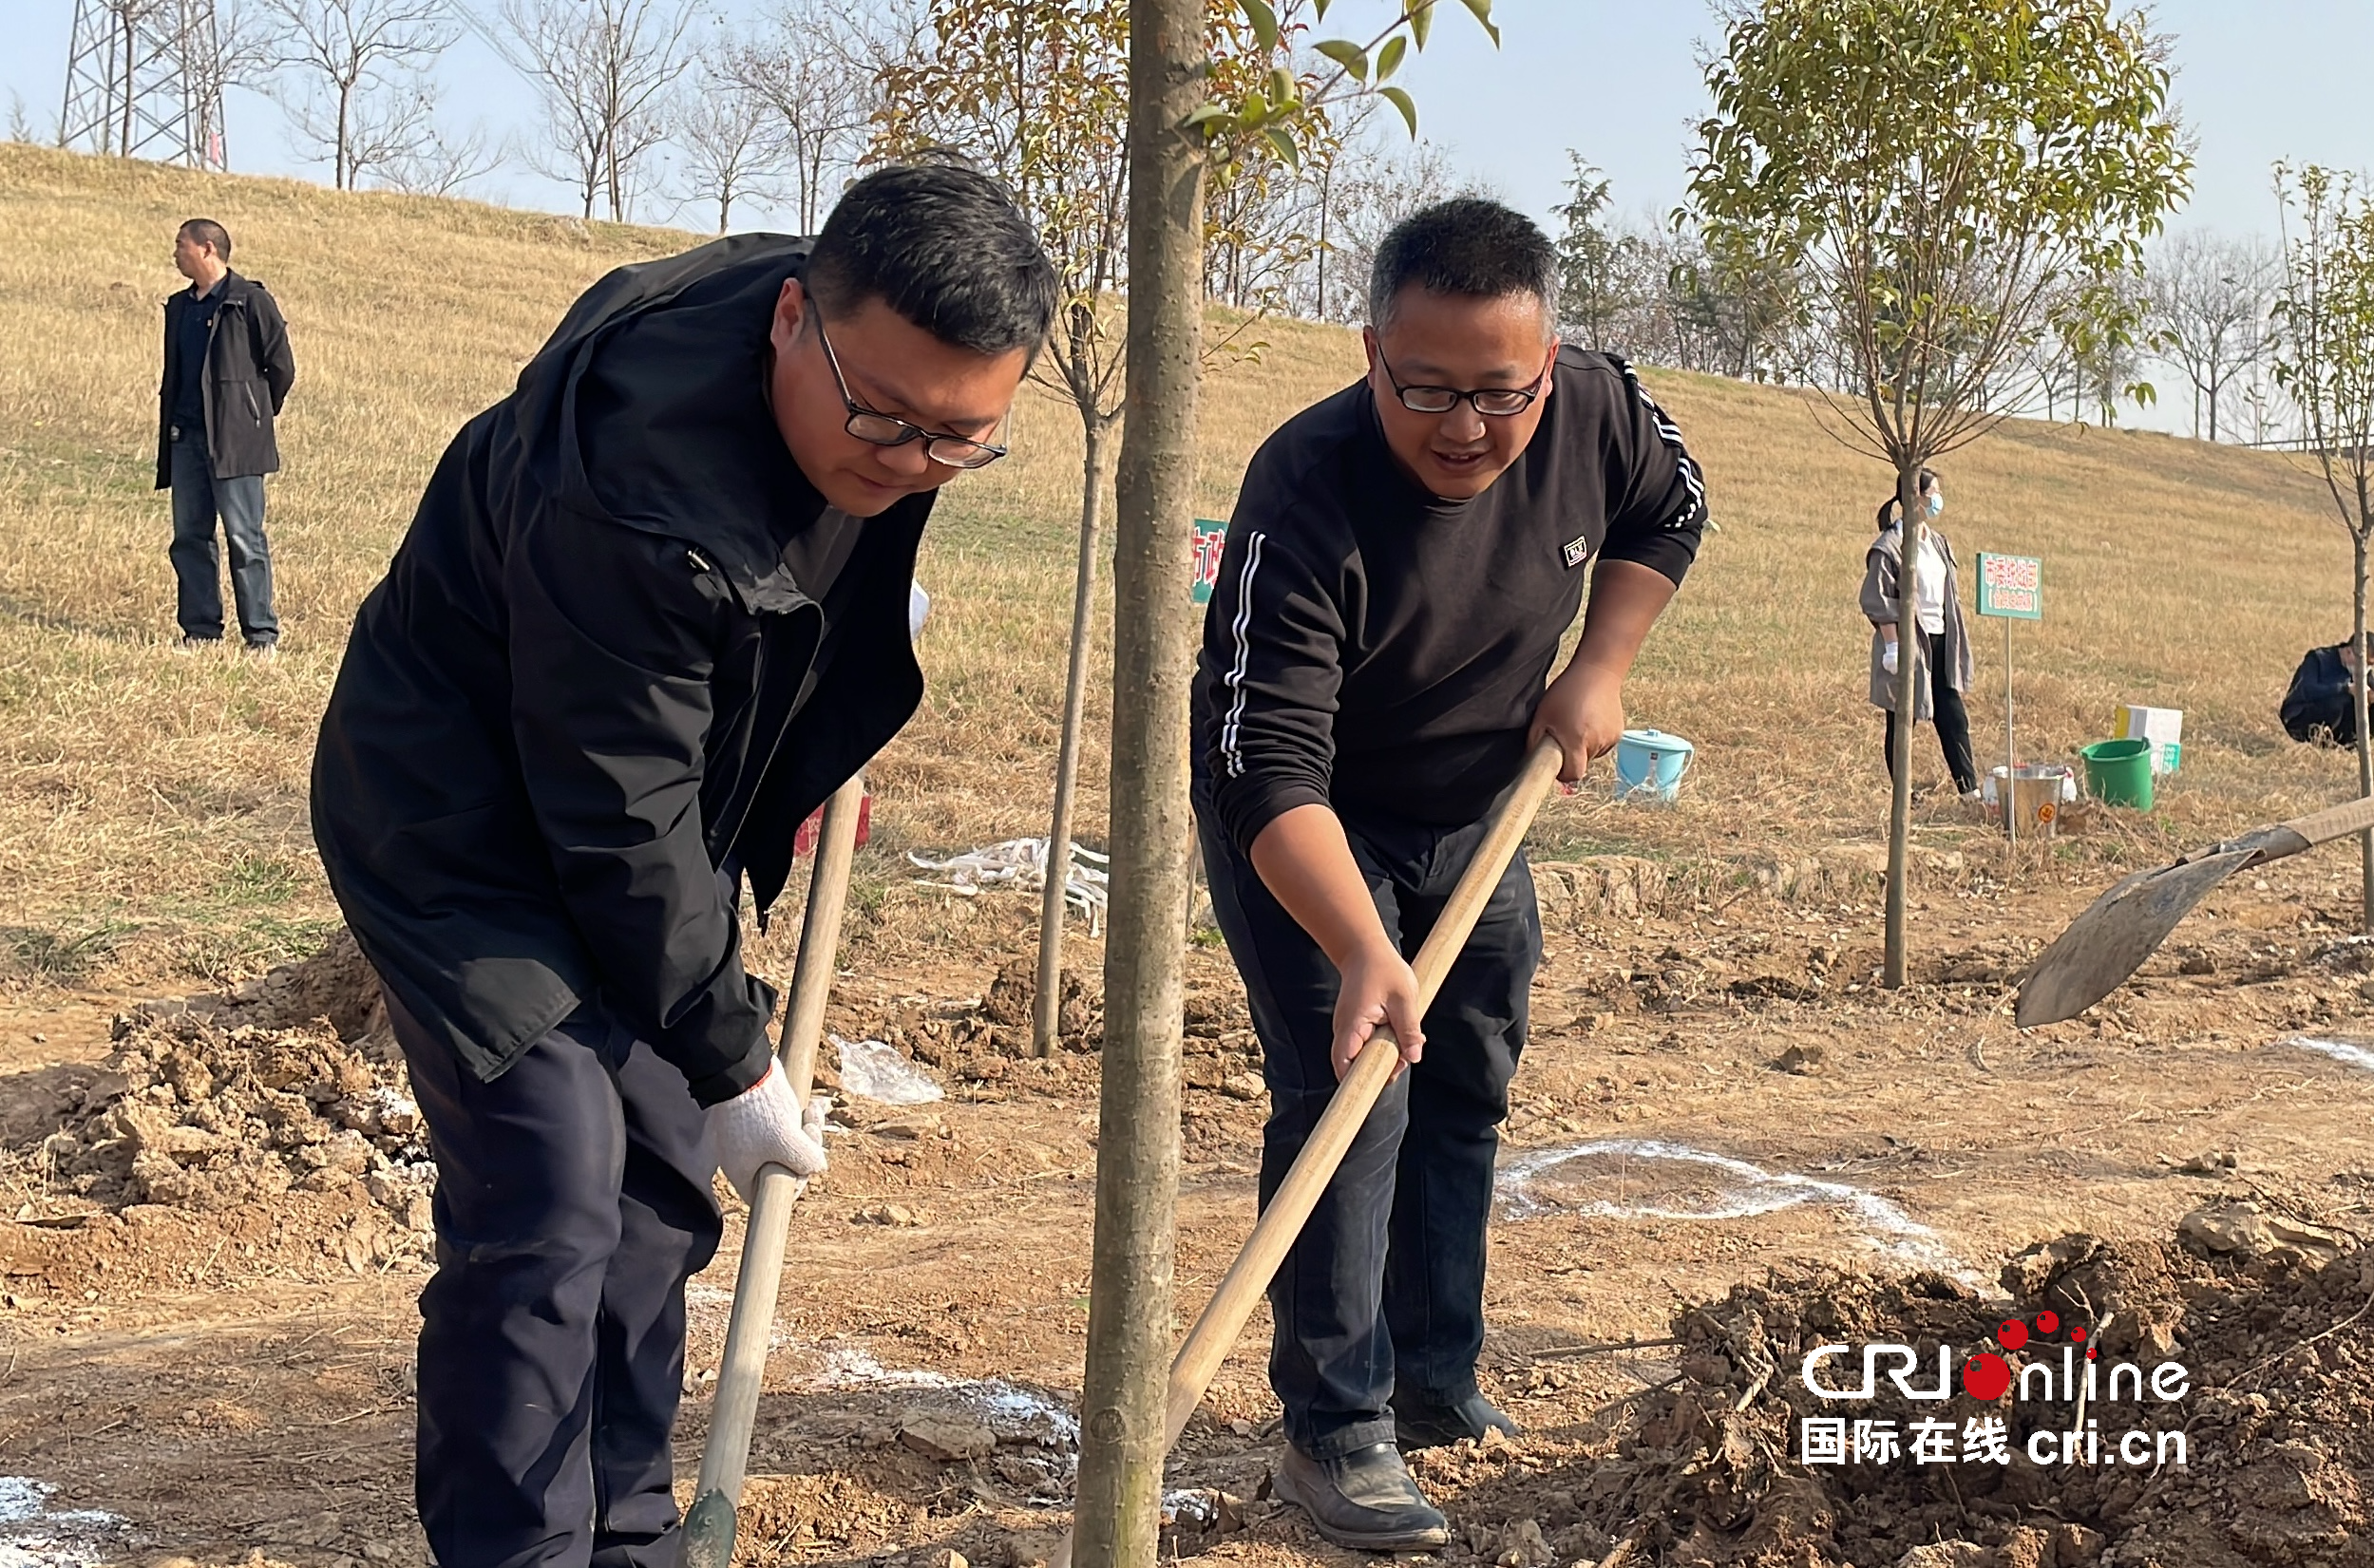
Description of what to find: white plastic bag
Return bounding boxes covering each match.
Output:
[834,1034,944,1105]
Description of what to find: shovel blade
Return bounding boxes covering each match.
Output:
[682,1489,737,1568]
[2016,849,2255,1027]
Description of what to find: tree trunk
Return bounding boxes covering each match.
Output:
[1034,418,1110,1058]
[336,84,351,190]
[2355,531,2371,934]
[1883,466,1925,988]
[1071,0,1201,1560]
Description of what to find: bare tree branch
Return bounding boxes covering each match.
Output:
[263,0,452,190]
[727,0,900,233]
[674,43,778,234]
[376,104,506,196]
[2146,229,2277,442]
[474,0,697,222]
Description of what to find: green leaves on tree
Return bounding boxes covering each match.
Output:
[1686,0,2191,469]
[1197,0,1493,169]
[1686,0,2190,989]
[1241,0,1278,51]
[1314,38,1368,82]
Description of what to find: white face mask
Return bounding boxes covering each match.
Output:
[1926,489,1946,518]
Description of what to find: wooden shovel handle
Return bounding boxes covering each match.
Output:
[1157,738,1566,1452]
[693,774,868,1513]
[2284,793,2374,851]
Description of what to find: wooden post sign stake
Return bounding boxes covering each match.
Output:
[1976,552,2043,863]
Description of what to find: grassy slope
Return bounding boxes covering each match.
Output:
[0,142,2360,988]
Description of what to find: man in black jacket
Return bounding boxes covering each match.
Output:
[159,217,294,652]
[312,164,1055,1566]
[1191,198,1705,1550]
[2283,639,2362,745]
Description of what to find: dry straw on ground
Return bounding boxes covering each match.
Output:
[0,142,2364,991]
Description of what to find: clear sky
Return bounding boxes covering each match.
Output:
[1381,0,2374,250]
[10,0,2370,239]
[10,0,2372,427]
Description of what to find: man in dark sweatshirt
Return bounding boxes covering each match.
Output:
[1191,198,1705,1549]
[311,163,1054,1566]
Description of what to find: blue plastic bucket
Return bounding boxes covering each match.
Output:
[1613,728,1695,803]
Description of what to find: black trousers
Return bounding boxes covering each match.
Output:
[1884,630,1978,793]
[1197,796,1538,1459]
[388,991,723,1568]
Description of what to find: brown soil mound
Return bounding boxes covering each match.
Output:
[9,1006,432,1229]
[184,926,389,1042]
[980,957,1101,1044]
[1397,1208,2371,1568]
[828,960,1257,1106]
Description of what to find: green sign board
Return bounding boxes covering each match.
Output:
[1976,552,2042,621]
[1191,519,1228,605]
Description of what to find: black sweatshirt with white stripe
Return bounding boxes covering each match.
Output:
[1191,348,1706,853]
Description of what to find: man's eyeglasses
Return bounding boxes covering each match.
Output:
[810,301,1009,470]
[1376,344,1551,417]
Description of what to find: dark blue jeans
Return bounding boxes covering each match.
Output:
[168,432,276,645]
[388,990,723,1568]
[1198,796,1539,1459]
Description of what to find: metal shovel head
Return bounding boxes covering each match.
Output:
[681,1488,736,1568]
[2015,848,2258,1027]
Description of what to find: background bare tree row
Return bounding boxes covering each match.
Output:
[23,0,2301,446]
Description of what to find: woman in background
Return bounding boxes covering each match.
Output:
[1860,467,1980,801]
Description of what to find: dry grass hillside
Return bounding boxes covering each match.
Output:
[0,141,2362,992]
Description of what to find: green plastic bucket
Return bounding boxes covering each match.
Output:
[2080,738,2155,809]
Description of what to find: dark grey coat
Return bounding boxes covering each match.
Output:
[156,271,294,484]
[1860,522,1974,718]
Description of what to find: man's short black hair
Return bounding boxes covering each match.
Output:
[179,217,233,261]
[807,161,1057,359]
[1368,197,1557,338]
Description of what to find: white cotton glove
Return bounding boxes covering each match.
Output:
[707,1063,829,1203]
[1881,640,1900,676]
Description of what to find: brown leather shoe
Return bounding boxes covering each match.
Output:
[1272,1441,1450,1551]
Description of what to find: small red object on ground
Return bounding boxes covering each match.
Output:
[794,791,871,858]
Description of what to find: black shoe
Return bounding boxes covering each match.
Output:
[1272,1441,1450,1551]
[1390,1389,1520,1450]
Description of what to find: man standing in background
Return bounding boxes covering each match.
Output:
[159,217,294,653]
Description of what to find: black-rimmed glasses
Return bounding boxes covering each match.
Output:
[811,304,1009,470]
[1376,344,1552,417]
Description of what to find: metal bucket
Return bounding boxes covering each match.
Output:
[1989,765,2071,839]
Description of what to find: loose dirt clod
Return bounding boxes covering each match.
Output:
[981,959,1100,1047]
[8,1003,431,1231]
[900,1411,997,1463]
[180,927,390,1044]
[1413,1216,2373,1568]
